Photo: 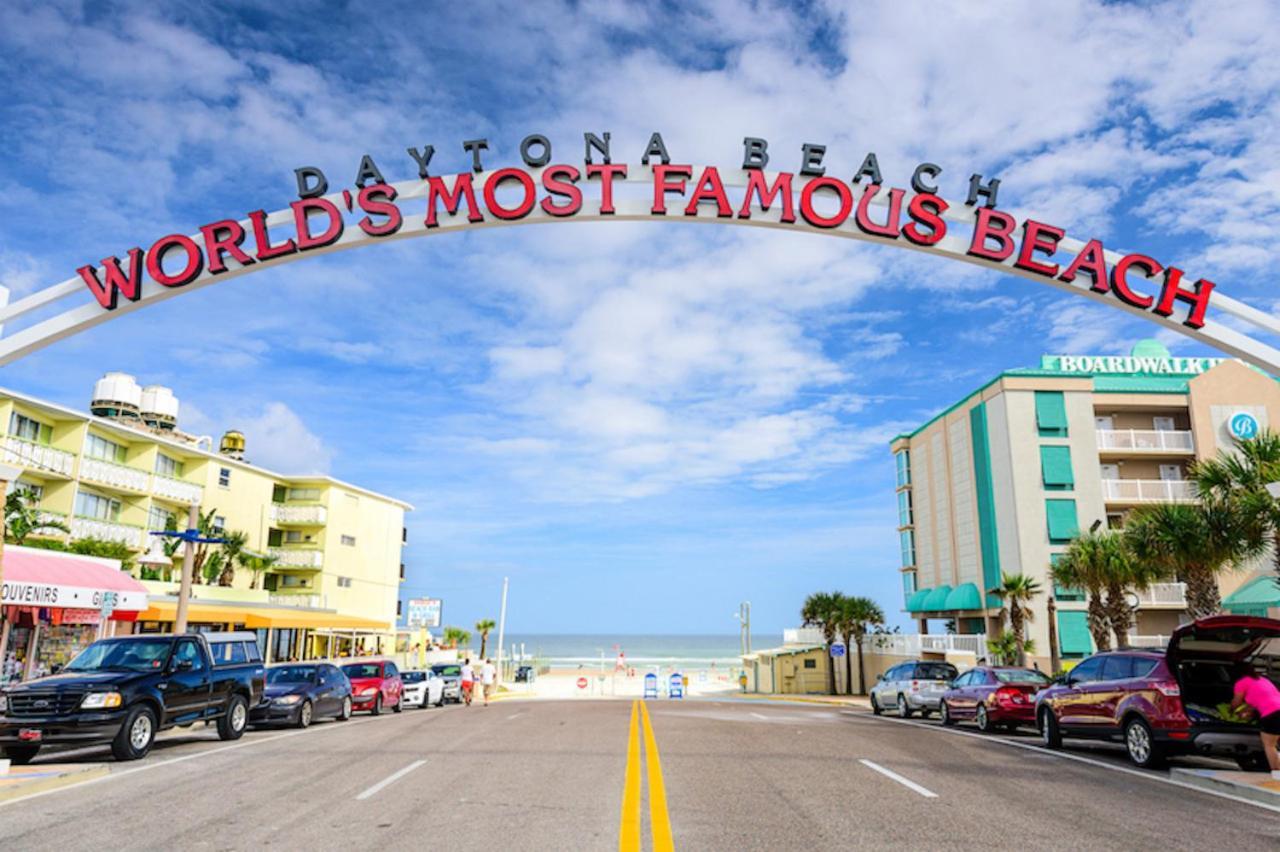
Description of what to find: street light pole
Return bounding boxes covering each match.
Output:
[0,463,24,681]
[174,503,198,634]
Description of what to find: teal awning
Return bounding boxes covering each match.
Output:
[944,582,984,611]
[1046,499,1079,543]
[905,589,930,613]
[1223,575,1280,617]
[1040,445,1074,487]
[1034,391,1068,431]
[922,585,953,612]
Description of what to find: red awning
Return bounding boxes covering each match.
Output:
[1,547,149,612]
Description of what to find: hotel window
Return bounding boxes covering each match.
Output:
[284,530,305,543]
[85,433,127,463]
[9,413,52,445]
[899,530,916,567]
[341,534,356,546]
[1045,499,1079,543]
[154,454,184,478]
[147,506,174,531]
[897,490,913,526]
[1040,446,1074,491]
[895,450,911,488]
[902,571,917,599]
[337,576,353,588]
[74,490,121,522]
[218,467,231,487]
[1034,392,1069,437]
[286,487,321,501]
[212,515,226,533]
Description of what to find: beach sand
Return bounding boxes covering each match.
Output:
[498,666,741,700]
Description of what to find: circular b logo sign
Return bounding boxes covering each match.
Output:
[1229,412,1260,441]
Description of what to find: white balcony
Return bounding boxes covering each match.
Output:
[70,515,144,548]
[1096,429,1194,453]
[80,457,149,492]
[268,593,328,609]
[2,437,75,477]
[1101,478,1196,503]
[269,503,328,525]
[1133,582,1187,608]
[867,633,989,656]
[1126,635,1172,649]
[152,474,203,505]
[268,548,324,569]
[783,627,825,645]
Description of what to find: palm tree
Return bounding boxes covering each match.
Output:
[4,490,70,545]
[1193,430,1280,578]
[988,631,1037,666]
[237,550,278,590]
[836,596,884,695]
[475,618,496,658]
[216,530,248,586]
[989,573,1041,666]
[1053,531,1121,651]
[1125,498,1267,619]
[442,626,471,650]
[801,591,842,694]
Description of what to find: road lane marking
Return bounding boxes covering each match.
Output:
[506,712,524,720]
[619,701,642,852]
[355,759,426,800]
[858,759,938,798]
[639,701,674,852]
[850,713,1280,814]
[749,712,769,721]
[0,706,436,809]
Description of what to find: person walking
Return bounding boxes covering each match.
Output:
[481,658,496,706]
[460,658,475,707]
[1229,663,1280,779]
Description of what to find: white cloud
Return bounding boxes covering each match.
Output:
[234,402,333,475]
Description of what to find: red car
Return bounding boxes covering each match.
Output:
[939,666,1050,732]
[1035,615,1280,769]
[340,660,403,715]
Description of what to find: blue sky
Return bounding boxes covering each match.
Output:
[2,1,1279,636]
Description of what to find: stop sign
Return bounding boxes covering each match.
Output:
[576,677,588,689]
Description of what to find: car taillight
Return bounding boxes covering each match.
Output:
[994,687,1023,706]
[1153,681,1180,697]
[910,680,919,692]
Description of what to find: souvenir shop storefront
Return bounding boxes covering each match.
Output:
[0,546,149,684]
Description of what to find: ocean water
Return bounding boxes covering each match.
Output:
[495,633,774,670]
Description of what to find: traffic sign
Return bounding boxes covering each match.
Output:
[830,642,846,658]
[99,591,118,619]
[576,677,588,689]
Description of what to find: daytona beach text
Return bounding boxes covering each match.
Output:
[76,133,1215,329]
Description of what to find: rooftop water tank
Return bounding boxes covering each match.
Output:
[220,430,246,460]
[140,385,179,431]
[90,372,142,420]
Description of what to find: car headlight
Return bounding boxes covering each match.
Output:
[275,694,303,705]
[80,692,123,709]
[359,687,379,696]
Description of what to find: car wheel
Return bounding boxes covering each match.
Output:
[870,694,882,716]
[371,694,383,716]
[1038,707,1062,750]
[338,696,352,721]
[217,695,249,741]
[1235,753,1269,772]
[3,745,40,765]
[976,704,991,733]
[1124,717,1165,769]
[112,704,157,761]
[940,701,955,727]
[392,694,403,713]
[421,694,430,710]
[897,695,913,719]
[295,700,313,729]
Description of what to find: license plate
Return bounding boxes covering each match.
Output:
[18,728,42,742]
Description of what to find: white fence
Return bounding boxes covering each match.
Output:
[1101,478,1196,502]
[1096,429,1194,452]
[152,474,203,504]
[2,437,75,476]
[783,627,825,645]
[268,548,324,568]
[1125,635,1171,649]
[70,515,144,548]
[79,457,149,492]
[269,504,328,525]
[781,629,988,656]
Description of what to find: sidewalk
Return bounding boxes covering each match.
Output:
[0,762,109,803]
[1170,768,1280,809]
[725,692,872,709]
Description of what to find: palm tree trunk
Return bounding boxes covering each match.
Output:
[1010,605,1026,666]
[855,636,867,695]
[1105,582,1130,648]
[824,630,836,695]
[480,633,488,659]
[843,630,854,696]
[1087,591,1111,651]
[1183,566,1222,620]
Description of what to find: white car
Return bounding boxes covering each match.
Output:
[400,670,445,708]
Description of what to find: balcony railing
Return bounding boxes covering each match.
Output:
[783,627,825,645]
[1134,582,1187,607]
[1126,635,1171,649]
[1096,429,1194,453]
[1101,478,1196,503]
[152,474,203,505]
[269,504,328,525]
[2,436,75,476]
[80,457,149,492]
[70,516,144,548]
[268,592,327,609]
[268,548,324,568]
[868,633,989,656]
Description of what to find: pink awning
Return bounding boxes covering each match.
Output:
[1,548,148,612]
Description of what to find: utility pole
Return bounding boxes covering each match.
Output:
[0,463,23,677]
[745,601,751,655]
[175,503,199,634]
[495,576,509,681]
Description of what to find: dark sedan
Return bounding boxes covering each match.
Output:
[940,666,1051,732]
[250,663,353,728]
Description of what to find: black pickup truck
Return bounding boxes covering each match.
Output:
[0,632,265,763]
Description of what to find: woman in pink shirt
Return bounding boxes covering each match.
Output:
[1230,665,1280,779]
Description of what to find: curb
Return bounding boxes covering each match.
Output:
[0,763,110,803]
[1170,768,1280,809]
[730,694,872,709]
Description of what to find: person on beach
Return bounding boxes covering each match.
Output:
[460,658,475,707]
[1229,663,1280,779]
[481,658,496,706]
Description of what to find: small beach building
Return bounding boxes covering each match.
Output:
[743,645,828,695]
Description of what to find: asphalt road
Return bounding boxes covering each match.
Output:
[2,698,1277,850]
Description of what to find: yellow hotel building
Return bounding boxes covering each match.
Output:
[0,374,411,662]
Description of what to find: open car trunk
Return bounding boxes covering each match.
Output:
[1167,615,1280,729]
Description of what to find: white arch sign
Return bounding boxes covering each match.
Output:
[4,146,1278,372]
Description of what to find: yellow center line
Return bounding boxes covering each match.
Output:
[619,700,642,852]
[639,701,675,852]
